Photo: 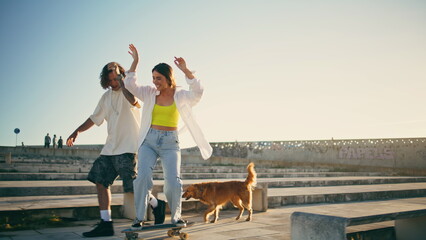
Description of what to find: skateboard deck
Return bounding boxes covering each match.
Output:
[122,222,194,240]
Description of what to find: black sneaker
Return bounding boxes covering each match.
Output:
[82,219,114,237]
[152,199,166,224]
[174,219,188,227]
[131,218,143,230]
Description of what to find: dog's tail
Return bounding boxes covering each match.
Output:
[244,162,257,188]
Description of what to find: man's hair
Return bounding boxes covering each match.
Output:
[152,63,176,88]
[100,62,126,89]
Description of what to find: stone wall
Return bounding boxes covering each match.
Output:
[183,138,426,175]
[0,145,102,160]
[1,138,425,174]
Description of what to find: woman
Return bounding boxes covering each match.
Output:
[123,44,212,229]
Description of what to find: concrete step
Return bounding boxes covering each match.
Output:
[0,171,390,181]
[179,172,388,179]
[268,182,426,207]
[0,173,89,180]
[3,158,92,164]
[0,192,241,222]
[2,183,426,222]
[2,198,425,240]
[0,165,92,173]
[2,176,426,197]
[0,193,201,221]
[0,194,124,221]
[161,167,332,173]
[1,162,332,173]
[264,176,426,188]
[0,194,122,211]
[0,181,123,197]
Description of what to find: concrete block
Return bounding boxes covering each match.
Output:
[291,208,426,240]
[252,183,268,212]
[5,152,12,164]
[305,194,325,204]
[291,211,347,240]
[122,192,135,220]
[268,196,284,207]
[395,215,426,240]
[294,195,306,204]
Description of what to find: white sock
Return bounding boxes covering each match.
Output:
[100,210,112,222]
[149,194,158,208]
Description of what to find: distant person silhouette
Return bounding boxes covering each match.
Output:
[44,133,51,148]
[57,136,63,148]
[52,134,57,148]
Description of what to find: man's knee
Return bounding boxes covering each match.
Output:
[96,183,110,191]
[122,178,135,193]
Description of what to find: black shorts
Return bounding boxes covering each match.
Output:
[87,153,137,192]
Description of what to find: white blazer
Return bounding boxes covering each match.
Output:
[124,71,212,160]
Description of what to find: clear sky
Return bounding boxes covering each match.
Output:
[0,0,425,147]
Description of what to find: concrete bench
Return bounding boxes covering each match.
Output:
[291,209,426,240]
[0,152,12,164]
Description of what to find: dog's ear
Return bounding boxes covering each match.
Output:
[196,184,206,197]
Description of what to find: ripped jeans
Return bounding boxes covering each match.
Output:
[133,128,182,223]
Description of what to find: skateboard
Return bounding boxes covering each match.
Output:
[122,222,194,240]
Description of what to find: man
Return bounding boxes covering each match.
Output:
[66,62,165,237]
[44,133,51,148]
[52,134,57,148]
[57,136,63,149]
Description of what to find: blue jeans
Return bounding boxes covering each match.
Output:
[133,128,182,223]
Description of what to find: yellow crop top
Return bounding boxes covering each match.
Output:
[151,102,179,127]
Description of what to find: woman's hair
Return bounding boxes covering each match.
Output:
[100,62,126,89]
[152,63,176,88]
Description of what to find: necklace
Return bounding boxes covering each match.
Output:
[110,90,120,116]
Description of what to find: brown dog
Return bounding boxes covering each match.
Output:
[182,163,257,223]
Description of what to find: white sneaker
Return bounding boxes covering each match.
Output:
[174,219,188,227]
[131,218,143,230]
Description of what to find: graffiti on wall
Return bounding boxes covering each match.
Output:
[339,147,394,160]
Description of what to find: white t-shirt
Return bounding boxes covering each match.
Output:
[90,88,141,155]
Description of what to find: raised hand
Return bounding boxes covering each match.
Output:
[128,44,139,73]
[174,57,194,79]
[174,57,188,72]
[128,44,139,61]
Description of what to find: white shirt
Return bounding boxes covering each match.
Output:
[124,71,212,160]
[90,88,141,155]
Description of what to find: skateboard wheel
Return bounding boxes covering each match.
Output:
[167,229,174,237]
[179,232,188,240]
